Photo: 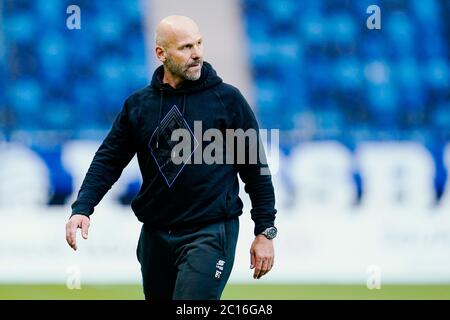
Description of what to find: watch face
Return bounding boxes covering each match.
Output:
[264,227,277,239]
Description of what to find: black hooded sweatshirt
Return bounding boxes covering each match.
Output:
[71,61,276,236]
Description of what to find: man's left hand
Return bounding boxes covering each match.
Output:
[250,235,274,279]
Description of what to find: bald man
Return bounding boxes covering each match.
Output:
[66,15,277,300]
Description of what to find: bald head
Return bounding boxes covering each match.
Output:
[154,15,204,84]
[155,15,200,49]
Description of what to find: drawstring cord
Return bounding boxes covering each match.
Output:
[157,89,163,149]
[156,90,186,149]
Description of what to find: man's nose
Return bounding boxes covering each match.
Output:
[191,46,202,60]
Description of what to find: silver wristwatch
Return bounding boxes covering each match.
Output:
[260,226,277,240]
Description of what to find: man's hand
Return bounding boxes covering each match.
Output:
[65,214,90,251]
[250,235,274,279]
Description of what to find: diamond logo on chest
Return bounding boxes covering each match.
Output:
[148,105,199,187]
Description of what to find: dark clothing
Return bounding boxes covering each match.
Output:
[137,216,239,300]
[71,61,276,236]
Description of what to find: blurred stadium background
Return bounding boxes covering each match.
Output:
[1,0,450,299]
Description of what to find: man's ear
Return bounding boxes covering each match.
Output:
[155,46,166,62]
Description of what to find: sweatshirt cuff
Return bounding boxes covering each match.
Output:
[71,201,94,218]
[254,221,275,236]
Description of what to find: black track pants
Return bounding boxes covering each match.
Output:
[136,217,240,300]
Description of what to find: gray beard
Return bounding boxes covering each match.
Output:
[165,58,202,81]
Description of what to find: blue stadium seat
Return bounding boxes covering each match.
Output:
[41,99,75,130]
[37,33,68,85]
[8,78,42,115]
[367,84,398,127]
[411,0,442,27]
[425,59,449,90]
[299,13,327,46]
[4,12,37,44]
[334,57,362,91]
[304,57,332,90]
[95,12,125,44]
[394,60,426,115]
[359,33,387,60]
[254,78,281,113]
[265,0,299,27]
[32,0,64,26]
[385,12,414,57]
[118,0,144,22]
[432,103,450,129]
[326,12,357,46]
[420,32,448,59]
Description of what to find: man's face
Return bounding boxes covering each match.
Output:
[163,30,204,81]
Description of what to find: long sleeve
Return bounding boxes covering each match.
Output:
[71,99,136,217]
[232,90,277,236]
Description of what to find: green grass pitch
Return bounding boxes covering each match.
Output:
[0,284,449,300]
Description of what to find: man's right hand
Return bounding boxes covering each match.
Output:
[65,214,90,251]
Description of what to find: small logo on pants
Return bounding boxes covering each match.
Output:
[215,259,225,279]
